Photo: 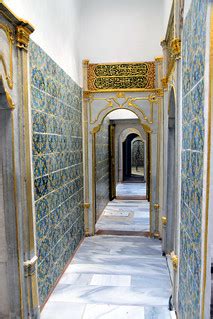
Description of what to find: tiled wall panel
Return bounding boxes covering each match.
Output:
[30,41,84,305]
[179,1,208,317]
[96,118,109,220]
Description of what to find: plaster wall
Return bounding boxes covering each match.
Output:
[4,0,82,84]
[79,0,165,67]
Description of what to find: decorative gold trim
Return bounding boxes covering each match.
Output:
[83,203,90,209]
[155,56,163,62]
[171,38,181,59]
[85,88,159,94]
[92,125,101,134]
[16,25,31,50]
[88,92,159,125]
[171,253,178,271]
[162,216,167,226]
[23,256,38,277]
[5,90,15,109]
[154,203,160,209]
[161,77,168,89]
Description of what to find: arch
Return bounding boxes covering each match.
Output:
[92,106,152,134]
[120,127,145,143]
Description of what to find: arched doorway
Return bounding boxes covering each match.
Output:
[92,108,151,229]
[131,137,145,181]
[166,87,176,253]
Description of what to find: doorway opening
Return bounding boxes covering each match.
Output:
[94,109,150,235]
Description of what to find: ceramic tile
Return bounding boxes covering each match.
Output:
[30,40,84,305]
[180,0,208,316]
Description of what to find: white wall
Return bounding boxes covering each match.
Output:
[79,0,165,67]
[4,0,82,84]
[108,109,137,120]
[4,0,173,86]
[163,0,173,35]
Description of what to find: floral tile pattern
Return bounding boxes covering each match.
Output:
[179,0,208,318]
[96,118,109,220]
[30,41,84,305]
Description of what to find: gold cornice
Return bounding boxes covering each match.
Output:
[0,2,34,31]
[155,56,163,62]
[16,25,32,50]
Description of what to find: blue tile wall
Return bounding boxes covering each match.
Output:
[179,1,208,318]
[96,118,109,220]
[30,41,84,305]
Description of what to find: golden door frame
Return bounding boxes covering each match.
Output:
[83,97,161,236]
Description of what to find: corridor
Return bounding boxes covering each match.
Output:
[96,183,149,235]
[41,235,172,319]
[41,183,173,319]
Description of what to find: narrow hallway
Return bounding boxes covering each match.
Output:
[42,184,173,318]
[41,235,172,319]
[96,183,149,235]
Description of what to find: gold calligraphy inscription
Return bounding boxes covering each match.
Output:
[88,62,155,91]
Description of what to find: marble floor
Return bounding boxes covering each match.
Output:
[116,182,146,198]
[96,199,150,233]
[41,235,173,319]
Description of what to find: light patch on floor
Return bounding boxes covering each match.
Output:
[90,274,131,287]
[104,211,130,217]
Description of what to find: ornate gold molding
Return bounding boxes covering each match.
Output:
[88,92,160,125]
[23,256,38,277]
[16,25,32,50]
[161,216,167,226]
[171,38,181,59]
[154,203,160,209]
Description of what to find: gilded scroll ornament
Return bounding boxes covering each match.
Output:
[88,62,155,91]
[0,23,14,89]
[171,38,181,59]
